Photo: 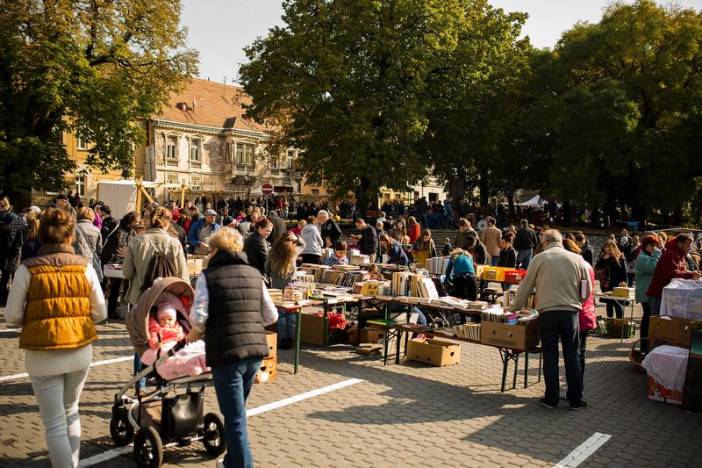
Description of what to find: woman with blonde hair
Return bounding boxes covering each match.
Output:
[5,208,106,467]
[74,207,102,266]
[407,216,421,244]
[595,239,628,318]
[21,209,42,260]
[265,232,304,349]
[188,227,278,467]
[445,248,477,300]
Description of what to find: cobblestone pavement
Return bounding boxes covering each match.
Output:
[1,303,701,468]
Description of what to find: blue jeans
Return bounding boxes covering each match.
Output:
[491,256,500,266]
[277,313,297,340]
[516,249,532,269]
[212,357,262,468]
[133,353,146,390]
[538,310,582,406]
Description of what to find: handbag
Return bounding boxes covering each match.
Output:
[162,387,204,440]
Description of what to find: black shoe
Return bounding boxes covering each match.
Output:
[539,398,557,409]
[570,400,589,410]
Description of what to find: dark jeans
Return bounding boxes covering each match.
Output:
[627,272,635,287]
[133,353,146,391]
[301,254,322,265]
[0,268,12,306]
[640,301,656,353]
[579,330,588,398]
[605,299,623,319]
[539,310,582,406]
[453,274,477,301]
[516,249,532,269]
[107,279,125,318]
[212,357,261,468]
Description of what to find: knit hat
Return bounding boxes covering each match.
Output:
[640,235,659,250]
[157,304,178,321]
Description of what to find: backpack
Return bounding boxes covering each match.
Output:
[141,251,178,293]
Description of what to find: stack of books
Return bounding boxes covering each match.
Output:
[391,272,440,299]
[426,256,450,275]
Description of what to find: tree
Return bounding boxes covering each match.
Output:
[541,0,702,223]
[0,0,198,198]
[240,0,510,214]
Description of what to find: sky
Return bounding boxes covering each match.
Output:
[181,0,702,82]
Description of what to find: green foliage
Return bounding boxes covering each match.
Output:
[240,0,527,211]
[0,0,198,194]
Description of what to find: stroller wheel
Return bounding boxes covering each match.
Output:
[202,412,227,456]
[133,427,163,468]
[109,408,134,447]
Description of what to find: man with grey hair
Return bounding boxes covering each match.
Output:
[317,209,341,248]
[510,229,592,410]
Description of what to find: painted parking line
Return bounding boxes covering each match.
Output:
[0,328,21,333]
[555,432,612,468]
[0,355,133,383]
[80,378,364,467]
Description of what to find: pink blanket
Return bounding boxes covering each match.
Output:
[141,341,210,381]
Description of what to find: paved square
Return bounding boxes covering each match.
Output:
[1,303,701,467]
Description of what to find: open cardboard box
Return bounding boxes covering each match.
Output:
[481,320,539,351]
[406,338,461,367]
[649,315,692,349]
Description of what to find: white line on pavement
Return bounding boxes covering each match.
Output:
[246,378,363,417]
[0,328,20,333]
[555,432,612,468]
[80,446,132,467]
[0,355,133,383]
[80,377,364,466]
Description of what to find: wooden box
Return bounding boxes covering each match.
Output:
[649,316,692,349]
[265,331,277,358]
[300,313,326,346]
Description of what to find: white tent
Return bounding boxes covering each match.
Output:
[97,179,160,219]
[517,195,547,208]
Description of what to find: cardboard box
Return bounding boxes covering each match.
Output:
[504,269,527,285]
[265,331,277,358]
[648,376,683,405]
[605,318,635,339]
[255,356,277,384]
[481,320,539,351]
[186,258,203,276]
[300,313,326,346]
[649,316,692,349]
[406,338,461,367]
[359,326,397,354]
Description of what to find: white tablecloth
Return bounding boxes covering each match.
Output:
[660,279,702,319]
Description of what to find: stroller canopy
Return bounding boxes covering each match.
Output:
[127,277,195,355]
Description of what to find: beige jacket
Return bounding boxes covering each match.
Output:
[480,226,502,257]
[510,241,592,313]
[123,228,189,305]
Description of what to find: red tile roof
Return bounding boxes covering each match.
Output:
[157,78,270,134]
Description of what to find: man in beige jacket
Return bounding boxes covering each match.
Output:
[510,229,591,410]
[479,217,502,265]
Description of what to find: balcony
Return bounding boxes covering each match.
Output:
[234,164,255,174]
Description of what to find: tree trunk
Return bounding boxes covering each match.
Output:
[355,176,372,219]
[479,167,489,213]
[562,200,572,226]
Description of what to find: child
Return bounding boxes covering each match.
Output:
[148,304,185,350]
[413,229,437,267]
[142,301,208,380]
[325,241,349,266]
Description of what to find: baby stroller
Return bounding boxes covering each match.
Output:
[110,277,226,468]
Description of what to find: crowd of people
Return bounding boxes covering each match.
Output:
[1,191,702,467]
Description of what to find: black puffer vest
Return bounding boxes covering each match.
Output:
[203,250,269,367]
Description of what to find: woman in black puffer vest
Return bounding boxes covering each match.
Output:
[188,227,278,468]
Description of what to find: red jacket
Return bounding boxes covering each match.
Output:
[646,239,694,298]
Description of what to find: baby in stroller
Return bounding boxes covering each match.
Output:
[140,293,209,380]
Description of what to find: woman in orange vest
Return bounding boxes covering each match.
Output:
[4,207,106,467]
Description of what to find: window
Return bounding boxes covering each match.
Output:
[166,136,178,166]
[77,137,90,151]
[271,156,279,169]
[312,188,320,195]
[75,174,86,197]
[190,175,202,191]
[189,138,201,167]
[429,192,438,203]
[166,172,179,185]
[235,143,255,166]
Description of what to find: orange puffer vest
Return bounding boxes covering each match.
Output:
[19,244,97,350]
